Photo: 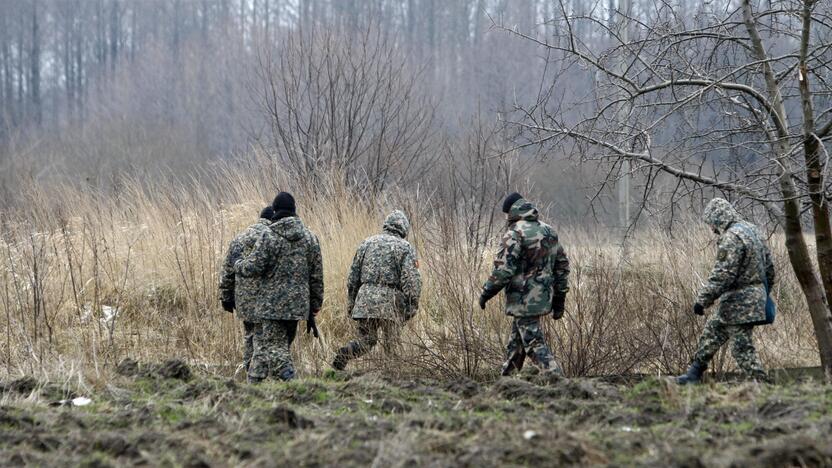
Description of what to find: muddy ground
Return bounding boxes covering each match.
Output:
[1,361,831,467]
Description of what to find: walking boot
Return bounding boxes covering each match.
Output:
[332,347,350,371]
[676,361,706,385]
[277,365,296,381]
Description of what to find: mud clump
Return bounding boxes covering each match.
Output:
[268,406,314,429]
[155,360,192,381]
[379,398,411,414]
[444,378,481,398]
[115,358,140,377]
[492,378,557,400]
[8,377,38,395]
[731,436,832,467]
[492,376,617,402]
[91,434,140,459]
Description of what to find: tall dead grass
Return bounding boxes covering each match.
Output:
[0,156,818,381]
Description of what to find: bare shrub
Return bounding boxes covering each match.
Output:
[252,23,438,194]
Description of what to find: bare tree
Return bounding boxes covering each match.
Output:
[252,24,439,193]
[503,0,832,380]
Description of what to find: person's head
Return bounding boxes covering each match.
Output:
[383,210,411,238]
[703,198,739,234]
[502,192,524,218]
[272,192,296,220]
[259,206,275,221]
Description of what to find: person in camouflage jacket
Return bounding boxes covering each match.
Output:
[677,198,775,385]
[479,193,570,376]
[218,206,274,376]
[234,192,324,382]
[331,210,421,370]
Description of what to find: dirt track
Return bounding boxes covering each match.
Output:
[1,361,831,467]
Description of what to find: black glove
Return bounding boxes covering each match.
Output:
[221,300,235,313]
[306,311,320,338]
[693,303,705,316]
[551,295,566,320]
[478,295,489,310]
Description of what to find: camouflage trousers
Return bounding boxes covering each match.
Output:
[693,315,768,381]
[338,319,401,362]
[502,317,562,376]
[248,319,298,383]
[242,321,257,372]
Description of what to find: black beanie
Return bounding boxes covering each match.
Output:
[502,192,523,213]
[272,192,296,219]
[259,206,275,220]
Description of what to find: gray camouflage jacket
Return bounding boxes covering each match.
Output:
[218,218,273,322]
[234,216,324,321]
[696,198,775,325]
[348,210,421,321]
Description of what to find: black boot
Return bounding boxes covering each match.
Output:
[277,365,296,381]
[676,361,707,385]
[332,347,350,371]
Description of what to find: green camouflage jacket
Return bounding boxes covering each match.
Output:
[218,218,273,322]
[347,210,421,321]
[696,198,775,325]
[482,199,570,317]
[234,216,324,321]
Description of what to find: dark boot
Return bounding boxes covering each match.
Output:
[247,375,264,384]
[676,361,707,385]
[332,347,350,371]
[277,365,296,381]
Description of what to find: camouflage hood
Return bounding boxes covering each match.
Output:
[383,210,410,238]
[271,216,306,241]
[507,199,539,223]
[703,198,740,233]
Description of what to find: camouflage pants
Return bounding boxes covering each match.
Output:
[502,317,561,376]
[340,319,400,361]
[693,315,768,381]
[242,321,257,372]
[248,320,298,382]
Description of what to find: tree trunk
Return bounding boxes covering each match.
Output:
[30,0,41,126]
[798,0,832,381]
[780,179,832,381]
[109,0,119,73]
[743,0,832,380]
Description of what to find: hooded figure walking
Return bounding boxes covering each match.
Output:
[677,198,775,385]
[479,193,570,376]
[332,210,421,370]
[233,192,324,382]
[218,206,275,377]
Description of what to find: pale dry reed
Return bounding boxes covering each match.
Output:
[0,158,818,382]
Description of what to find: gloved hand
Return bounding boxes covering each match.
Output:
[551,295,566,320]
[306,309,320,338]
[693,303,705,316]
[222,300,235,313]
[478,295,489,310]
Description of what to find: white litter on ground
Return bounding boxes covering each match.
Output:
[523,430,538,440]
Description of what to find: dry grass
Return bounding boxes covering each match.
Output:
[0,156,818,381]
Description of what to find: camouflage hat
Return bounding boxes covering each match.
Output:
[703,198,739,233]
[383,210,410,238]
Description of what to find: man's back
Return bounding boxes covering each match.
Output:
[218,218,272,321]
[483,199,569,318]
[235,216,324,322]
[348,211,420,321]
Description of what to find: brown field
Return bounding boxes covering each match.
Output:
[0,156,817,383]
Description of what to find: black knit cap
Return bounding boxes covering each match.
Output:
[272,192,296,219]
[259,206,275,220]
[502,192,523,213]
